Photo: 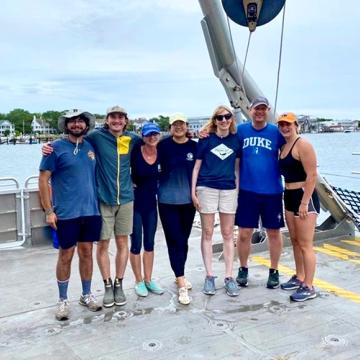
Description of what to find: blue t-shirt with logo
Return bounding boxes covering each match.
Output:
[39,138,100,220]
[158,136,197,205]
[196,133,240,190]
[237,122,285,194]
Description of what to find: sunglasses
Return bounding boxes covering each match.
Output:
[215,113,232,121]
[277,121,292,127]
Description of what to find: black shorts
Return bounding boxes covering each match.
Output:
[56,216,102,249]
[284,188,320,216]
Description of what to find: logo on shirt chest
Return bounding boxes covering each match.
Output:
[210,144,234,160]
[186,152,194,161]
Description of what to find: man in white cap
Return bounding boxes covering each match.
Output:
[39,109,102,321]
[235,96,285,289]
[86,106,141,308]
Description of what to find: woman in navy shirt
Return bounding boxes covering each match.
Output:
[157,113,197,305]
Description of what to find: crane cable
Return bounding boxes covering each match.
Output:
[226,1,287,116]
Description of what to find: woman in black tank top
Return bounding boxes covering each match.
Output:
[277,112,319,302]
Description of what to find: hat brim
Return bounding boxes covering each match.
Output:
[142,130,160,136]
[251,102,269,109]
[58,111,95,133]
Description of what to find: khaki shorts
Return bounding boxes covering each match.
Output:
[100,201,134,239]
[196,186,238,214]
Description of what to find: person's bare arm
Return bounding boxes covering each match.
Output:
[297,139,317,219]
[38,170,57,229]
[191,159,202,211]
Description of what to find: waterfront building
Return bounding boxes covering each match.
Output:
[0,120,15,136]
[31,116,56,134]
[187,115,209,135]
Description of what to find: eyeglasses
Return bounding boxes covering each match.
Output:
[67,118,86,124]
[214,113,232,121]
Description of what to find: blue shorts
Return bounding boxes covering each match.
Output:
[56,216,102,249]
[284,188,320,216]
[235,190,284,229]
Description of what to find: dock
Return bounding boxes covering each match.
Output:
[1,224,360,359]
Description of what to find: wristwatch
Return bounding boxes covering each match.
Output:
[45,208,54,216]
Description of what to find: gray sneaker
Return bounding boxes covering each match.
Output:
[55,299,70,321]
[79,293,102,312]
[203,276,216,295]
[114,278,127,306]
[103,279,115,308]
[224,277,240,297]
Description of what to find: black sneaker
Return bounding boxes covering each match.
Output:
[236,267,248,287]
[267,269,280,289]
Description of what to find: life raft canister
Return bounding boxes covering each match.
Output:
[222,0,285,32]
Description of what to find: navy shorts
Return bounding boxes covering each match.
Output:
[284,188,320,216]
[235,190,284,229]
[56,216,102,249]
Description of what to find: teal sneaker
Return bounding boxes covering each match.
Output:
[135,281,148,297]
[236,267,248,287]
[267,269,280,289]
[145,280,164,295]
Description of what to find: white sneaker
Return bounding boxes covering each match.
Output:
[178,287,190,305]
[175,278,192,290]
[55,299,70,321]
[79,293,102,312]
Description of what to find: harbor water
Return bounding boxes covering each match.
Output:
[0,132,359,190]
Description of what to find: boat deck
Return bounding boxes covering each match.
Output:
[1,226,360,359]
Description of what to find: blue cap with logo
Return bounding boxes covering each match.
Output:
[141,122,161,136]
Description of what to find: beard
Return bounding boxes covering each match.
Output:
[67,128,88,137]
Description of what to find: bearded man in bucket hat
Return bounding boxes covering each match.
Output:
[39,109,102,321]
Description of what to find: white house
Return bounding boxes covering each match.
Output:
[0,120,15,136]
[31,116,56,134]
[187,116,209,134]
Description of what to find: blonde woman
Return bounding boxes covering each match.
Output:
[277,112,319,302]
[192,105,240,297]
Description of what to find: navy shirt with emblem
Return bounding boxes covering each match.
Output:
[196,133,240,190]
[158,136,197,204]
[39,138,100,220]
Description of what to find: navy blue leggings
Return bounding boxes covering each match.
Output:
[130,205,158,254]
[158,203,196,277]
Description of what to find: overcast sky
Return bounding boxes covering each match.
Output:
[1,0,359,120]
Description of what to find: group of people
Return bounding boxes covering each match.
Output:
[39,97,319,321]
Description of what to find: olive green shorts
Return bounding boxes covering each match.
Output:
[100,201,134,239]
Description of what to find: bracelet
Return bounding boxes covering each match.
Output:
[45,208,54,216]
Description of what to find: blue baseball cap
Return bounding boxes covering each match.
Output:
[141,122,161,136]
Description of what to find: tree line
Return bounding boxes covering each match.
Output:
[0,109,170,135]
